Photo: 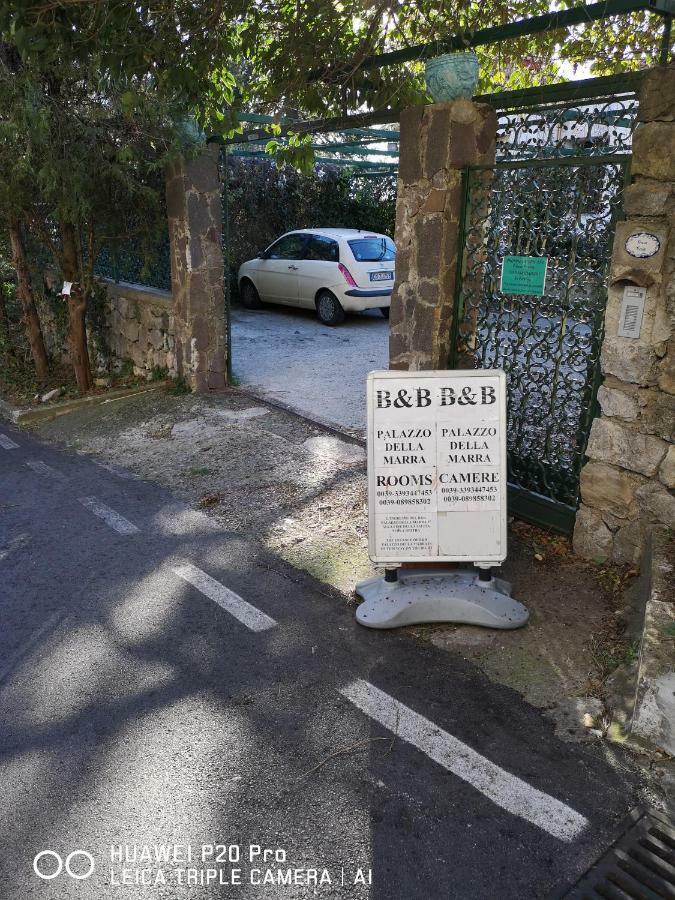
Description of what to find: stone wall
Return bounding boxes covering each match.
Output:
[38,145,227,390]
[166,144,227,392]
[38,274,175,379]
[105,281,175,377]
[574,65,675,565]
[389,99,496,370]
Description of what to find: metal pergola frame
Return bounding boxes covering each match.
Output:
[217,0,671,173]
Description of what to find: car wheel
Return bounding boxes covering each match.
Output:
[379,307,390,319]
[316,290,345,326]
[240,279,263,310]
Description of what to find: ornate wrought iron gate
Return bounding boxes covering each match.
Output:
[450,96,638,532]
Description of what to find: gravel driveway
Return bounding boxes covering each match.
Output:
[230,304,389,434]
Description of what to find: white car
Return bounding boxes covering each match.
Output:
[237,228,396,326]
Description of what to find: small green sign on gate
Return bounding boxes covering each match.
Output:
[500,255,548,296]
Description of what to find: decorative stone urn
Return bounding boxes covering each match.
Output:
[424,51,479,102]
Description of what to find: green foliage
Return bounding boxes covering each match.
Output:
[119,358,134,378]
[94,238,171,292]
[225,158,395,287]
[150,365,169,382]
[234,1,672,120]
[167,375,192,396]
[4,0,668,159]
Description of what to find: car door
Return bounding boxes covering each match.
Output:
[297,234,340,308]
[255,233,307,305]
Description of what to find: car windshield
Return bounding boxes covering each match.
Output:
[348,237,396,262]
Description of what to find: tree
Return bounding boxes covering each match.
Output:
[7,216,48,381]
[0,1,242,390]
[244,0,672,117]
[0,56,49,380]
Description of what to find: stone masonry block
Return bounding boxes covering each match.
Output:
[624,179,673,217]
[597,382,640,419]
[632,122,675,181]
[415,218,443,279]
[422,189,448,214]
[611,519,644,566]
[580,461,644,518]
[573,504,614,562]
[602,335,659,386]
[148,329,164,351]
[398,105,425,184]
[586,418,668,477]
[658,352,675,394]
[640,389,675,441]
[659,445,675,489]
[638,63,675,122]
[187,193,213,240]
[636,481,675,527]
[424,106,451,177]
[165,172,187,220]
[124,322,140,343]
[185,144,221,194]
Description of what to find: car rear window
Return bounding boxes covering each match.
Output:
[347,236,396,262]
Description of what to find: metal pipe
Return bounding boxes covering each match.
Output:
[313,0,675,76]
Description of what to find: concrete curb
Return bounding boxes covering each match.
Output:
[0,384,162,426]
[630,527,675,755]
[231,384,367,449]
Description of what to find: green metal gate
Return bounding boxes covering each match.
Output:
[450,96,638,533]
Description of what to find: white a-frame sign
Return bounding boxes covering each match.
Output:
[355,370,528,630]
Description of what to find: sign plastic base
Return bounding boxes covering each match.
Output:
[355,568,529,630]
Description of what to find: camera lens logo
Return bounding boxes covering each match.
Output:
[33,850,95,880]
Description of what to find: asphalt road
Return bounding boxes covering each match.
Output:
[0,424,643,899]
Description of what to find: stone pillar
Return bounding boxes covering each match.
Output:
[166,144,227,392]
[389,99,497,370]
[573,64,675,565]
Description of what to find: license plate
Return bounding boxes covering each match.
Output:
[370,271,393,282]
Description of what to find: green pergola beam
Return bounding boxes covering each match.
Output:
[236,112,298,125]
[314,0,674,76]
[476,71,645,109]
[340,127,400,139]
[228,134,398,155]
[228,149,397,169]
[216,70,646,151]
[315,142,398,155]
[234,112,399,142]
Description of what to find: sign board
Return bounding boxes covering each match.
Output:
[617,285,647,339]
[367,370,507,565]
[500,255,548,296]
[624,232,660,259]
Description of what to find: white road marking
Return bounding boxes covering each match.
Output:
[340,679,589,842]
[78,497,139,534]
[26,460,66,481]
[0,611,65,685]
[0,433,19,449]
[172,563,277,632]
